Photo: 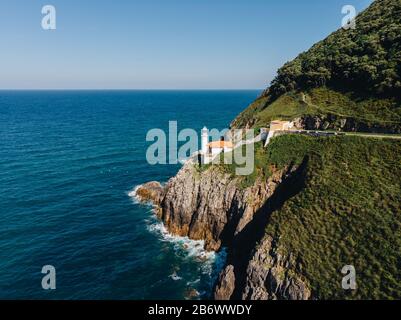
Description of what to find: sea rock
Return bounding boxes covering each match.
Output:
[158,163,241,251]
[214,265,236,300]
[135,181,165,204]
[139,161,282,251]
[184,288,200,300]
[241,236,311,300]
[139,160,309,300]
[293,114,401,133]
[157,162,286,251]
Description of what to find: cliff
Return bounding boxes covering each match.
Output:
[137,162,294,252]
[232,0,401,132]
[137,0,401,300]
[138,153,313,299]
[139,136,401,300]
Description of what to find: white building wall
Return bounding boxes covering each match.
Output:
[211,147,223,156]
[201,127,208,154]
[264,130,276,147]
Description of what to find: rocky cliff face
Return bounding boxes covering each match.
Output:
[213,157,312,300]
[234,112,401,134]
[217,235,311,300]
[292,114,401,134]
[147,162,285,251]
[137,159,312,300]
[135,181,165,204]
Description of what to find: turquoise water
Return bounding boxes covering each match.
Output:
[0,90,259,299]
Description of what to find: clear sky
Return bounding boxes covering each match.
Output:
[0,0,373,89]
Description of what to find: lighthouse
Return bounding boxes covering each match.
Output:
[201,127,208,155]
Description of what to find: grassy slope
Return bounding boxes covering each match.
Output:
[232,87,401,129]
[223,0,401,299]
[263,135,401,299]
[215,134,401,298]
[232,0,401,131]
[268,0,401,99]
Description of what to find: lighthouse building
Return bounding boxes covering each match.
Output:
[200,127,234,164]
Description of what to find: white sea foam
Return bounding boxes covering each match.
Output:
[128,184,159,208]
[147,220,214,261]
[127,185,142,204]
[169,271,183,281]
[186,279,200,286]
[128,183,168,206]
[128,185,228,298]
[146,218,227,281]
[128,185,213,265]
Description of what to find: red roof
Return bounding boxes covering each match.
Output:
[207,141,234,148]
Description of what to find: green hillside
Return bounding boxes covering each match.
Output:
[216,133,401,299]
[262,135,401,299]
[219,0,401,300]
[232,0,401,132]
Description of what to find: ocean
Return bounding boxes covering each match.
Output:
[0,90,260,299]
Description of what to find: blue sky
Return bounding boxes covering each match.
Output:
[0,0,373,89]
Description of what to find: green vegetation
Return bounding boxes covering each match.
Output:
[264,134,401,299]
[213,134,401,298]
[270,0,401,99]
[236,87,401,129]
[231,0,401,131]
[231,96,270,128]
[217,142,271,189]
[306,88,401,123]
[224,0,401,299]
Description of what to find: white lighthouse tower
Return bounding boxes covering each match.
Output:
[201,127,208,155]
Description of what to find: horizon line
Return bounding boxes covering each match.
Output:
[0,88,264,91]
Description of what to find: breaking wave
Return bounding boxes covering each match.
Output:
[146,217,227,299]
[127,185,141,204]
[128,184,227,299]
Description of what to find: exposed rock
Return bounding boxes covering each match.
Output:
[293,114,401,133]
[214,234,312,301]
[156,162,288,251]
[241,236,311,300]
[212,159,312,301]
[140,160,310,300]
[184,288,200,300]
[158,163,239,251]
[135,181,165,204]
[214,265,236,300]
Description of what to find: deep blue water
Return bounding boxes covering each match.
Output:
[0,90,259,299]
